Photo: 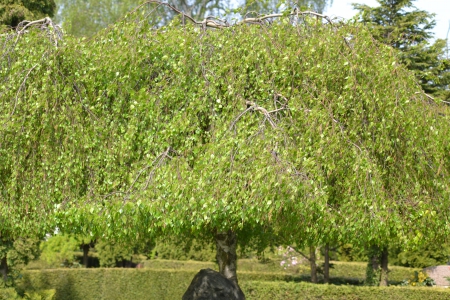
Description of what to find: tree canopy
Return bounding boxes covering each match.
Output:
[54,0,334,37]
[1,3,449,287]
[0,0,55,28]
[353,0,450,101]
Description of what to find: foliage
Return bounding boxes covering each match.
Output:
[96,237,154,267]
[55,0,334,37]
[0,0,56,28]
[391,243,450,268]
[0,288,55,300]
[55,0,228,37]
[365,260,381,286]
[337,243,366,262]
[0,238,40,287]
[1,3,449,287]
[400,270,435,287]
[240,0,332,15]
[39,235,81,268]
[353,0,450,100]
[96,240,134,267]
[152,237,216,262]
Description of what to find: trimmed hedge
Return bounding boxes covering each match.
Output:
[242,281,450,300]
[142,259,415,283]
[14,268,450,300]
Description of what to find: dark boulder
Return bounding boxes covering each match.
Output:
[182,268,245,300]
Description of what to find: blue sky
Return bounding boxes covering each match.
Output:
[324,0,450,41]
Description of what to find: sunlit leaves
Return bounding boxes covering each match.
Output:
[1,8,448,250]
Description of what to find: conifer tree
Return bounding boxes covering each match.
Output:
[353,0,450,101]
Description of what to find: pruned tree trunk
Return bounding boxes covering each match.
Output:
[310,246,318,283]
[323,244,330,284]
[1,255,8,283]
[215,230,239,286]
[371,253,379,271]
[366,245,381,286]
[366,246,388,286]
[82,243,90,268]
[380,247,389,286]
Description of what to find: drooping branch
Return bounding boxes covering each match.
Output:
[229,99,285,131]
[15,17,62,46]
[8,64,38,120]
[130,1,336,30]
[101,147,175,201]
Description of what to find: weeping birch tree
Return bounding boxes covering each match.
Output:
[1,1,449,292]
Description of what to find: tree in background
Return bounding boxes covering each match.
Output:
[353,1,450,284]
[55,0,333,37]
[39,235,81,268]
[353,0,450,100]
[241,0,332,15]
[0,238,39,286]
[55,0,231,37]
[0,0,56,28]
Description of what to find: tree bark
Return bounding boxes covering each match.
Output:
[371,253,379,271]
[380,247,389,286]
[82,243,90,268]
[323,244,330,284]
[366,246,380,286]
[1,255,8,283]
[215,230,239,286]
[310,246,318,283]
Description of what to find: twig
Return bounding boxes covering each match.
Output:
[414,91,435,102]
[245,101,277,128]
[101,147,173,200]
[131,1,335,29]
[9,64,38,118]
[15,17,62,46]
[229,106,255,131]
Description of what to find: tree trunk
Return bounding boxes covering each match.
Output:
[380,247,389,286]
[323,244,330,284]
[310,246,318,283]
[82,244,90,268]
[215,230,239,286]
[365,246,380,286]
[1,255,8,283]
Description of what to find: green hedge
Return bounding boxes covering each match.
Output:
[17,269,190,300]
[242,281,450,300]
[142,259,415,283]
[13,268,450,300]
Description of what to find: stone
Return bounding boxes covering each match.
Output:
[423,265,450,287]
[182,268,246,300]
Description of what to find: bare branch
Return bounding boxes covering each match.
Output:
[101,147,173,200]
[15,17,62,46]
[229,106,255,131]
[130,1,336,29]
[245,101,277,128]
